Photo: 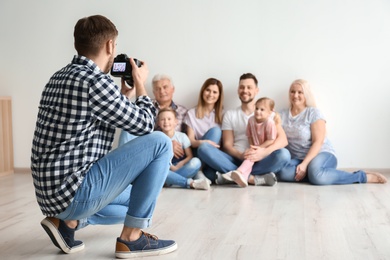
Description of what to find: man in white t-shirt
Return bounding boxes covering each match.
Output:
[197,73,290,185]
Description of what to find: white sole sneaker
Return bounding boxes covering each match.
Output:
[192,178,210,190]
[221,171,233,181]
[231,170,248,188]
[254,172,277,186]
[41,217,85,254]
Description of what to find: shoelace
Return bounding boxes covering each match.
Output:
[254,176,266,185]
[142,231,159,241]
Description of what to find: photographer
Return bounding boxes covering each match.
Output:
[31,15,177,258]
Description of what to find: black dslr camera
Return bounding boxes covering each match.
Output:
[110,54,141,87]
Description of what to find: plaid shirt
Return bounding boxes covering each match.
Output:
[31,55,156,216]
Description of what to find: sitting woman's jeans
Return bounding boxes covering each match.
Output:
[192,127,222,158]
[277,152,367,185]
[165,157,202,188]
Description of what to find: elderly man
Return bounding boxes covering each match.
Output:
[118,74,187,158]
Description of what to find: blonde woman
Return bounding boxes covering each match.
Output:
[278,79,387,185]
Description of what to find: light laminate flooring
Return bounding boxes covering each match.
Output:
[1,171,390,260]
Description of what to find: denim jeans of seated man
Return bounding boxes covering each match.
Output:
[198,142,290,182]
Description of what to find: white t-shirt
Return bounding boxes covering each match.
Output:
[280,107,335,160]
[222,106,253,153]
[184,107,221,140]
[171,131,191,149]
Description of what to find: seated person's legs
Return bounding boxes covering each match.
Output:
[276,158,301,182]
[202,127,222,144]
[197,142,240,182]
[251,148,290,175]
[174,157,202,179]
[307,152,367,185]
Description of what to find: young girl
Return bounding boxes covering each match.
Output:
[223,97,279,187]
[158,108,211,190]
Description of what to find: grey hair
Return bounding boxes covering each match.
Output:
[152,74,174,86]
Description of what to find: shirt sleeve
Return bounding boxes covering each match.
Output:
[221,110,234,131]
[264,119,277,140]
[308,107,326,125]
[88,74,156,135]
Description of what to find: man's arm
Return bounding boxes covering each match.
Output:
[245,124,287,162]
[222,130,245,160]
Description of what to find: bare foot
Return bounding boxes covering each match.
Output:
[366,171,387,184]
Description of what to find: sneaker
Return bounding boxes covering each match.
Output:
[215,171,235,185]
[192,178,210,190]
[115,231,177,259]
[194,170,206,180]
[254,172,277,186]
[221,171,233,181]
[40,217,85,254]
[231,170,248,188]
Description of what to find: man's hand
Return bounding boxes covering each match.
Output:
[244,145,268,162]
[130,58,148,88]
[172,140,184,159]
[120,78,135,99]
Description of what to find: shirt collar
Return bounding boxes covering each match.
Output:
[153,100,178,110]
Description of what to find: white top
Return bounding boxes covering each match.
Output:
[170,131,191,149]
[280,107,335,160]
[222,106,253,153]
[184,107,221,140]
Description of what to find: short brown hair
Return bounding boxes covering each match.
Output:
[74,15,118,57]
[239,73,258,86]
[158,107,177,119]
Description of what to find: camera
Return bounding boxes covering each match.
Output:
[110,54,142,87]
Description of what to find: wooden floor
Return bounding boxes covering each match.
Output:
[1,171,390,260]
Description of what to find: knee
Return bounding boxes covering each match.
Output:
[307,169,326,185]
[275,148,291,165]
[149,131,173,154]
[189,157,202,169]
[197,142,213,156]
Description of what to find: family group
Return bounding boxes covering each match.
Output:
[118,73,387,190]
[30,15,386,259]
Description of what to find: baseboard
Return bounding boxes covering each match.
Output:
[14,167,31,174]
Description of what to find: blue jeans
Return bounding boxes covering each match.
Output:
[118,129,137,146]
[192,127,222,158]
[56,131,172,229]
[197,142,290,182]
[165,157,202,187]
[277,152,367,185]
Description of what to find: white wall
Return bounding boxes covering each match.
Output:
[1,0,390,168]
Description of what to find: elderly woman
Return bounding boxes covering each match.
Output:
[278,79,387,185]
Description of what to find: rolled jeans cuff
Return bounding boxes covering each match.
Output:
[125,215,152,229]
[76,217,88,230]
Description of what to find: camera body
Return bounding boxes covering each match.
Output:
[110,54,141,87]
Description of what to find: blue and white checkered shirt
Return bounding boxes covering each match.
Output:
[31,55,156,216]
